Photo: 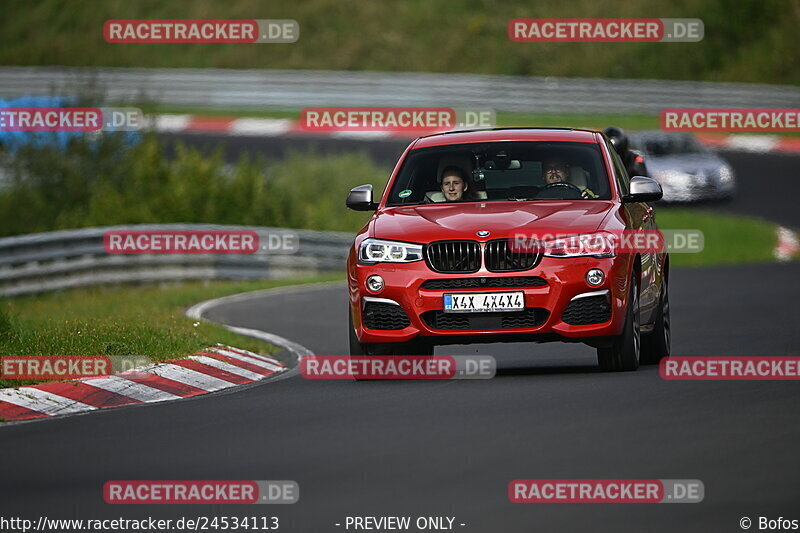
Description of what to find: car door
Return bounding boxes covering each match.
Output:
[608,141,658,321]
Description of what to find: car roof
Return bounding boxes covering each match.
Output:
[412,127,600,149]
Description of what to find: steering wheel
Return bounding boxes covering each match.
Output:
[535,182,583,199]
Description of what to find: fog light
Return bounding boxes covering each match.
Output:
[585,269,605,286]
[366,275,385,293]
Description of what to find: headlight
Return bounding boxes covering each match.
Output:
[718,165,734,184]
[541,232,616,258]
[359,238,424,264]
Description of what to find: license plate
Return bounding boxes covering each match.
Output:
[443,291,525,313]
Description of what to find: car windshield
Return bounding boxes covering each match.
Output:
[386,141,611,206]
[633,134,708,156]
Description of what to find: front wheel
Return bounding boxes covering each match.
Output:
[641,277,670,364]
[597,276,641,372]
[348,309,370,355]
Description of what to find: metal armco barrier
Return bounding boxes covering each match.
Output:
[0,67,798,114]
[0,224,353,297]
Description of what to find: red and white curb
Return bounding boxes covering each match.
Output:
[147,115,405,140]
[694,133,800,154]
[0,345,285,422]
[146,114,800,154]
[775,226,800,262]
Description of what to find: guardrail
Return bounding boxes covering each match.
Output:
[0,224,353,297]
[1,67,798,114]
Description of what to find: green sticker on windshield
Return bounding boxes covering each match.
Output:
[398,189,412,198]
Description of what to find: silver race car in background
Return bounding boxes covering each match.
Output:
[629,131,736,202]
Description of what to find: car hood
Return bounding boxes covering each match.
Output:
[373,201,615,241]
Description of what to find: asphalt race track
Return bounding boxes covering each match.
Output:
[705,150,800,228]
[2,262,799,532]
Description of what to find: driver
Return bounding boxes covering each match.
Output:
[542,157,597,199]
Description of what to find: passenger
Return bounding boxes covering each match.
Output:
[542,157,597,199]
[439,166,477,202]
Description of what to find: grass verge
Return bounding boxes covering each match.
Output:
[0,274,342,389]
[655,207,778,267]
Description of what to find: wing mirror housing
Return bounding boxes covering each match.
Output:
[623,176,663,203]
[346,184,377,211]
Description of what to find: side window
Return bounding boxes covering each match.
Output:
[607,140,630,195]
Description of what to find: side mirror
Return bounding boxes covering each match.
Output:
[623,176,663,203]
[346,184,377,211]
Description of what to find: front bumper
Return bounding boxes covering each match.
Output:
[348,254,632,345]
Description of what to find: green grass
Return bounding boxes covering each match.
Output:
[655,207,778,267]
[496,112,659,132]
[2,0,796,85]
[0,274,342,388]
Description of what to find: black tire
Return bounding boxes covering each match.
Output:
[597,276,641,372]
[349,310,367,356]
[641,277,670,364]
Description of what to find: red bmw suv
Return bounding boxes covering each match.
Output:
[346,128,670,371]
